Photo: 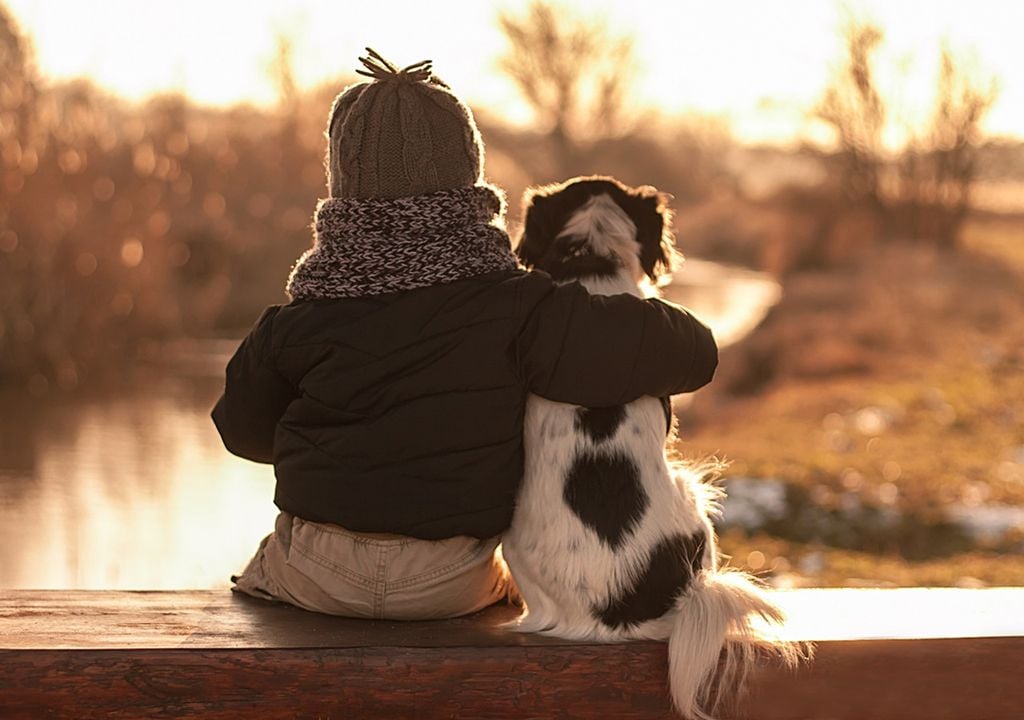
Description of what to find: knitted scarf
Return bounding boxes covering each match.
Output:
[286,184,518,300]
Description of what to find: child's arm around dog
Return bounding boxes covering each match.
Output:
[212,267,715,467]
[515,270,717,407]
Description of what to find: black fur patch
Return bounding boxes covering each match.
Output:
[594,531,707,629]
[660,397,673,435]
[575,405,626,443]
[545,253,620,282]
[563,451,648,549]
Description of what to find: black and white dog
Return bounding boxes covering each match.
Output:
[503,176,799,719]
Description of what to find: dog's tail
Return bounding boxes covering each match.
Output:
[666,569,806,720]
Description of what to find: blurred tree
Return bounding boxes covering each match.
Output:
[270,31,301,151]
[0,2,41,382]
[897,45,997,248]
[497,1,635,169]
[0,2,36,149]
[0,1,333,388]
[271,33,298,111]
[814,20,885,209]
[814,20,996,252]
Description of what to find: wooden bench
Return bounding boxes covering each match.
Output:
[2,588,1022,719]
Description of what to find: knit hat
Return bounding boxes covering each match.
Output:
[325,49,485,199]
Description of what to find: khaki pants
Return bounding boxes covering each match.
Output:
[232,512,510,620]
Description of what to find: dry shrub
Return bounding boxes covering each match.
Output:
[0,6,341,386]
[675,186,886,278]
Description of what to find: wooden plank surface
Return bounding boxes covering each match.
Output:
[2,587,1023,649]
[1,589,1023,719]
[0,591,544,650]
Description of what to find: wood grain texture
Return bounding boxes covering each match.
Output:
[1,589,1023,719]
[731,637,1024,720]
[2,645,675,720]
[2,639,1022,719]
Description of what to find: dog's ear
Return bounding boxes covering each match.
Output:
[516,189,558,270]
[625,186,676,281]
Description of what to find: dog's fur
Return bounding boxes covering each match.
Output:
[503,176,802,719]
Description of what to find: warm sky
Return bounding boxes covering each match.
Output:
[7,0,1024,146]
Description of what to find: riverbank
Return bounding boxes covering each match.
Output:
[679,239,1024,586]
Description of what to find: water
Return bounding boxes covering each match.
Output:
[0,262,779,589]
[667,259,781,347]
[0,374,278,589]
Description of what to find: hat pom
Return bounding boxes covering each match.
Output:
[355,48,434,84]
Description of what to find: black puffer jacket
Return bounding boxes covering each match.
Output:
[212,269,717,539]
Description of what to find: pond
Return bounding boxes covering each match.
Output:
[0,261,781,589]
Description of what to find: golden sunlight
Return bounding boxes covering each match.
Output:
[8,0,1024,145]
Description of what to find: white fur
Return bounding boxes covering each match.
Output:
[558,193,646,290]
[504,192,803,718]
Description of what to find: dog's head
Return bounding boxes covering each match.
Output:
[515,176,676,284]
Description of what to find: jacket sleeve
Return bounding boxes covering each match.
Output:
[515,274,718,407]
[211,305,296,464]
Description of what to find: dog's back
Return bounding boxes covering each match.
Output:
[508,392,712,639]
[504,177,802,719]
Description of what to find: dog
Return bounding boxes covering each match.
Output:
[502,176,801,719]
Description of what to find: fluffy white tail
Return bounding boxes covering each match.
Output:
[667,570,806,720]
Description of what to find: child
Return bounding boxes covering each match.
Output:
[213,50,718,620]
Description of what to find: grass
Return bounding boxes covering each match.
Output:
[687,356,1024,508]
[676,221,1024,587]
[719,529,1024,588]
